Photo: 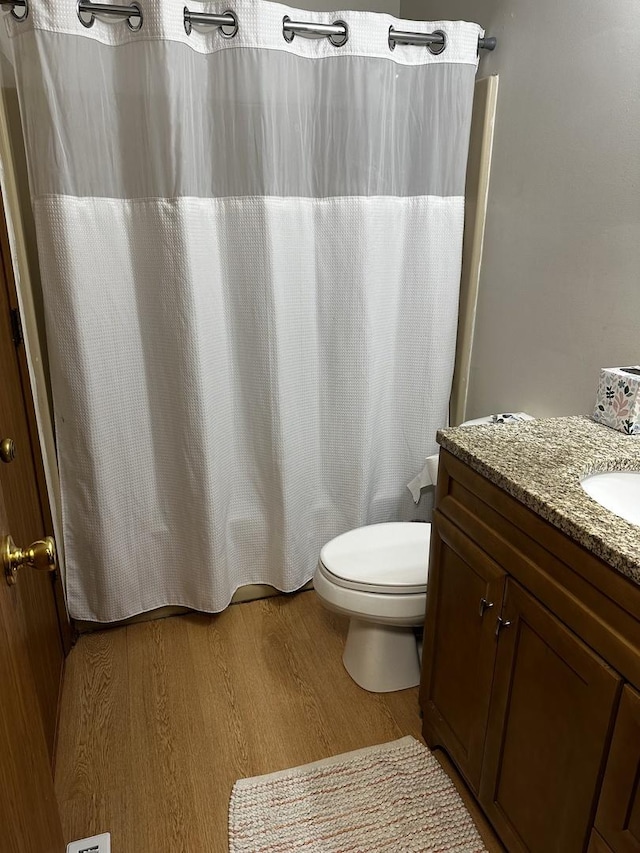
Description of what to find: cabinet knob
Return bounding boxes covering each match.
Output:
[495,616,512,637]
[479,597,494,617]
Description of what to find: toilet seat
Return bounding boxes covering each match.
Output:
[313,522,431,627]
[319,522,430,595]
[314,560,427,625]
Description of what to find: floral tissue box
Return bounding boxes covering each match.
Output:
[593,366,640,435]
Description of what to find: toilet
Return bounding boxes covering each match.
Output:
[314,414,534,693]
[313,521,431,693]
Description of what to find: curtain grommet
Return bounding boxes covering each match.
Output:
[328,19,348,47]
[282,15,294,42]
[126,1,143,32]
[219,9,238,39]
[427,29,447,55]
[77,0,94,27]
[7,0,28,22]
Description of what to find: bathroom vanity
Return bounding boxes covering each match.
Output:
[420,416,640,853]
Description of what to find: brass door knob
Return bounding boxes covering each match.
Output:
[3,535,57,586]
[0,438,16,463]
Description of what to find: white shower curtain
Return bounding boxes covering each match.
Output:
[7,0,481,622]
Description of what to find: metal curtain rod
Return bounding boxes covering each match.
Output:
[389,27,497,52]
[3,0,142,26]
[283,16,349,47]
[77,0,143,30]
[183,7,238,37]
[3,0,497,53]
[282,18,496,51]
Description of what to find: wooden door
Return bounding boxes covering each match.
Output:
[480,580,621,853]
[595,685,640,852]
[420,511,506,792]
[0,200,68,760]
[0,477,65,851]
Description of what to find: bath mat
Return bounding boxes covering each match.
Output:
[228,736,488,852]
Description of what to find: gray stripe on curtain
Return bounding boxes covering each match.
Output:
[16,34,476,199]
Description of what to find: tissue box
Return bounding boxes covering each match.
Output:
[593,367,640,435]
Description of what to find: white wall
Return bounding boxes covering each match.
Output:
[401,0,640,418]
[277,0,400,15]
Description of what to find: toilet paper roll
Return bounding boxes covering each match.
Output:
[407,453,440,503]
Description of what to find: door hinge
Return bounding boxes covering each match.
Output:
[9,307,23,347]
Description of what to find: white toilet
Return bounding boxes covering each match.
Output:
[313,521,431,693]
[313,415,534,693]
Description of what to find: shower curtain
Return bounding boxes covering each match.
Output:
[7,0,481,622]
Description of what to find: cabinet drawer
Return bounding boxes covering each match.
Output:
[596,685,640,852]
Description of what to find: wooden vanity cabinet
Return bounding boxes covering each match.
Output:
[594,685,640,852]
[421,449,640,853]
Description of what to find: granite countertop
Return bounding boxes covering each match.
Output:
[437,415,640,586]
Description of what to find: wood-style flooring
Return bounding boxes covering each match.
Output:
[55,590,500,851]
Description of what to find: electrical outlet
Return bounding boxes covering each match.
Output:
[66,832,111,853]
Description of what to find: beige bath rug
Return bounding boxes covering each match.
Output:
[228,736,488,852]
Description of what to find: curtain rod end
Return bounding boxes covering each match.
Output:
[479,36,497,51]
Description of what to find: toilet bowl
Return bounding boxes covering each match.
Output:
[313,522,430,693]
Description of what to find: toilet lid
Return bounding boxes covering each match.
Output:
[319,522,430,593]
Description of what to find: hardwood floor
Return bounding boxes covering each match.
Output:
[55,590,500,851]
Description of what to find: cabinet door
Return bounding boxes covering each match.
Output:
[595,684,640,852]
[420,511,506,792]
[480,581,621,853]
[589,831,617,853]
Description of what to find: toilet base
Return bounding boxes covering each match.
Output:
[342,617,421,693]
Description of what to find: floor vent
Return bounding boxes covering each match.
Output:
[67,832,111,853]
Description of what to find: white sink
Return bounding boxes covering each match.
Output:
[580,471,640,526]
